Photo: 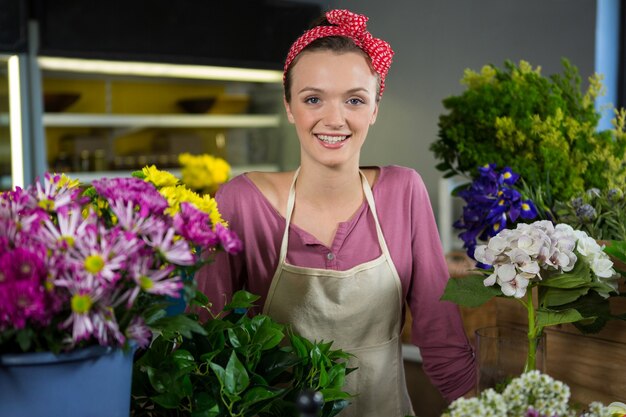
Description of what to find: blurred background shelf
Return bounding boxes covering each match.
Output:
[3,113,281,128]
[67,163,279,184]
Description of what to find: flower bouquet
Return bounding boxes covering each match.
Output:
[432,59,626,399]
[0,166,240,355]
[442,370,625,417]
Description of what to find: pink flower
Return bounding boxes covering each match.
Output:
[173,202,219,247]
[215,223,243,254]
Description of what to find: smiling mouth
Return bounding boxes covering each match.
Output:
[316,134,350,144]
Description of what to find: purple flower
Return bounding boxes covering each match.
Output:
[125,317,152,348]
[215,223,243,254]
[455,164,538,260]
[92,177,169,217]
[173,202,219,247]
[0,248,50,329]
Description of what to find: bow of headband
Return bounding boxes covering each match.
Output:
[283,9,394,98]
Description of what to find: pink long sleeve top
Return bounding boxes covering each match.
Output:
[196,165,475,402]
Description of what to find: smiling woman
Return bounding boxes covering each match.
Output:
[195,9,476,416]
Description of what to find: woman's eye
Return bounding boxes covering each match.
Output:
[347,98,365,105]
[305,97,320,104]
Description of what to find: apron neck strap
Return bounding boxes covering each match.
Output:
[277,168,393,263]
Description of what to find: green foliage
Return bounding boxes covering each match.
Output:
[441,274,503,307]
[431,59,626,202]
[553,186,626,241]
[131,290,353,417]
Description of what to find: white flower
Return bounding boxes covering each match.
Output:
[589,253,616,279]
[500,273,530,298]
[575,231,603,256]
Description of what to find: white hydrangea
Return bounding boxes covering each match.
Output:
[474,221,617,298]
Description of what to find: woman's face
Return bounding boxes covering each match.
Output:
[284,50,379,169]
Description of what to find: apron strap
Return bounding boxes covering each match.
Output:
[277,167,300,265]
[278,167,400,285]
[359,171,401,282]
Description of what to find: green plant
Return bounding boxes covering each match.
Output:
[553,186,626,242]
[131,290,353,417]
[431,59,626,202]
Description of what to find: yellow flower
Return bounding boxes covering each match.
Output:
[58,174,80,190]
[178,152,230,193]
[142,165,179,188]
[158,184,226,227]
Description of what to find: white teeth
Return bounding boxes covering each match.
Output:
[317,135,348,144]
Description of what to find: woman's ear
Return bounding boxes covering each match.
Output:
[370,102,379,125]
[284,97,295,124]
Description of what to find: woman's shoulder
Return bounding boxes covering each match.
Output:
[217,171,294,218]
[378,165,425,189]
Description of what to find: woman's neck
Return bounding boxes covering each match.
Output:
[295,162,363,209]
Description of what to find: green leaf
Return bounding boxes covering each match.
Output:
[603,240,626,263]
[536,308,585,328]
[290,334,309,360]
[240,386,284,409]
[326,363,347,389]
[318,362,329,388]
[192,291,210,308]
[224,351,250,395]
[440,275,502,307]
[209,362,226,387]
[319,388,353,401]
[15,328,34,352]
[223,290,261,311]
[151,314,207,339]
[194,391,219,412]
[151,392,181,409]
[435,161,451,171]
[256,349,301,384]
[539,261,591,288]
[251,318,285,351]
[172,349,196,374]
[542,286,590,307]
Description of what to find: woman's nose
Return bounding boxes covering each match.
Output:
[322,101,346,128]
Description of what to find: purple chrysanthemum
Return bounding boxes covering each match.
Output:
[92,177,169,217]
[215,223,243,254]
[173,202,220,247]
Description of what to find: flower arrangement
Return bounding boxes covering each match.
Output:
[444,219,622,370]
[442,371,625,417]
[0,166,240,354]
[132,291,353,417]
[178,152,231,195]
[431,59,626,203]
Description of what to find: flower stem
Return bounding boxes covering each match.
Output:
[522,287,543,372]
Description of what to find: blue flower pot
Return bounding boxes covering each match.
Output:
[0,344,136,417]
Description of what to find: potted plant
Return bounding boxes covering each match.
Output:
[0,166,240,417]
[131,290,353,417]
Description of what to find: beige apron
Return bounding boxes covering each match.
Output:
[262,169,414,417]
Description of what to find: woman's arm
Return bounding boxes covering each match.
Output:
[404,169,477,403]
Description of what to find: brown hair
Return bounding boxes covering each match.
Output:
[283,16,381,102]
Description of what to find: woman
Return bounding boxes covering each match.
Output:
[198,9,475,416]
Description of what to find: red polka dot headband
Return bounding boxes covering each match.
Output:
[284,9,394,98]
